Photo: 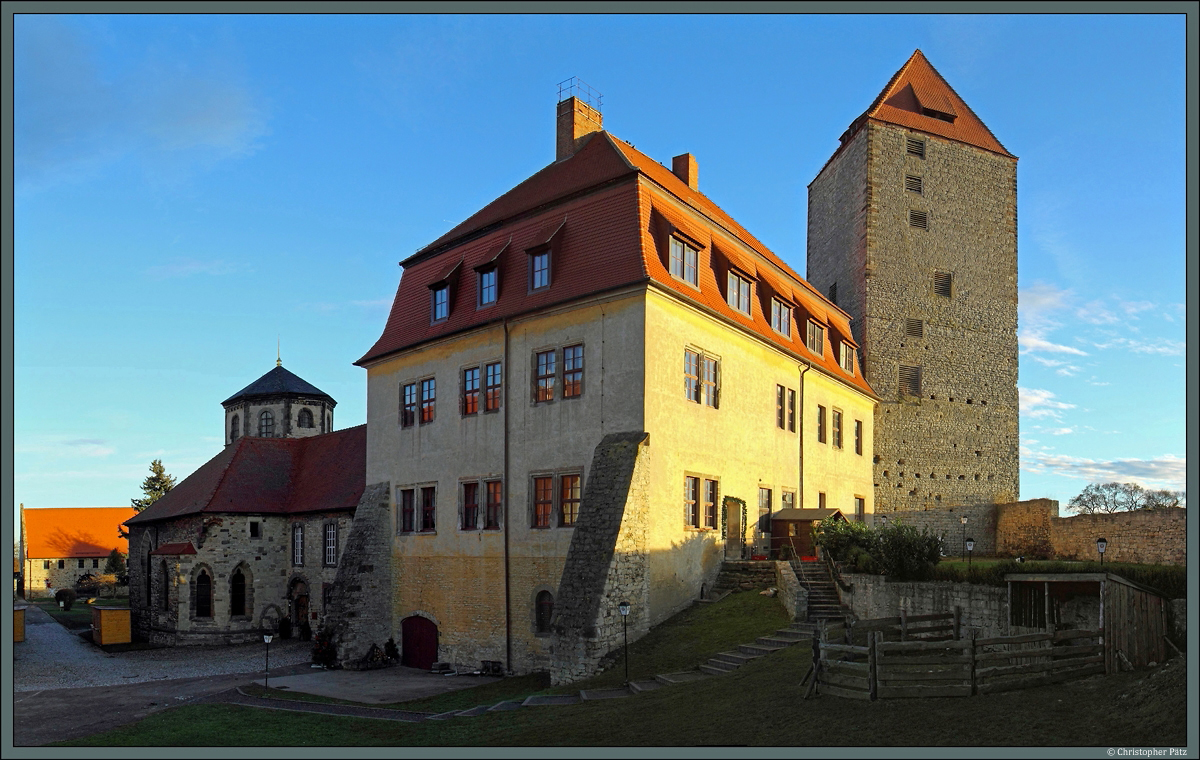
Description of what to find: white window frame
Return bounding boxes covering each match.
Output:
[806,321,825,357]
[771,299,792,337]
[726,271,752,315]
[669,237,699,287]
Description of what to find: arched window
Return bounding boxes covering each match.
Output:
[195,570,212,618]
[144,551,152,606]
[230,414,240,441]
[259,410,275,438]
[231,568,246,617]
[298,409,313,428]
[159,561,169,611]
[535,590,554,633]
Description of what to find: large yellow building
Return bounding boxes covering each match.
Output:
[350,91,877,682]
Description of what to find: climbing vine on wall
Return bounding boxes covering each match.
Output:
[721,496,749,553]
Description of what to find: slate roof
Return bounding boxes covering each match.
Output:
[125,425,366,526]
[222,365,336,406]
[22,507,137,558]
[357,128,876,399]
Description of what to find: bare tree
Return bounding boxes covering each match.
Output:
[1068,482,1185,513]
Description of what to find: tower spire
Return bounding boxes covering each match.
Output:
[277,337,281,367]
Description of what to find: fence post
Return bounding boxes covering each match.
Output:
[869,630,879,701]
[900,609,908,641]
[968,628,977,696]
[953,605,962,640]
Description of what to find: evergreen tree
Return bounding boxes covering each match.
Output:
[103,548,127,575]
[132,459,177,512]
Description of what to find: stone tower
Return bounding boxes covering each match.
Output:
[221,362,336,445]
[806,50,1019,515]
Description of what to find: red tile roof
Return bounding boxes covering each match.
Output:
[125,425,366,526]
[861,49,1014,158]
[22,507,136,559]
[150,542,197,556]
[358,128,875,398]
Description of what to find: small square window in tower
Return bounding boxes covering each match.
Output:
[908,210,928,229]
[933,271,953,298]
[906,137,925,158]
[899,365,922,397]
[906,318,924,338]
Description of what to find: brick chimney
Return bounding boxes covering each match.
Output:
[556,96,603,161]
[672,153,698,190]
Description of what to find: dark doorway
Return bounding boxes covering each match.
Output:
[289,579,309,628]
[402,615,438,670]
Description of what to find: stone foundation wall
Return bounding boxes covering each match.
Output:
[841,573,1011,639]
[774,561,806,622]
[550,432,650,686]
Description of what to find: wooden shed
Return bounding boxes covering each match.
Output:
[1005,572,1169,673]
[91,605,132,646]
[771,508,844,559]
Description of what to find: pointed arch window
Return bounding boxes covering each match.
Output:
[230,568,246,617]
[195,570,212,618]
[259,410,275,438]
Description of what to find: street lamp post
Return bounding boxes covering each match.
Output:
[960,516,968,562]
[966,538,975,568]
[263,633,274,690]
[618,601,631,686]
[1097,537,1107,567]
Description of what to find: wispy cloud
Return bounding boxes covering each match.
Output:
[1090,336,1186,356]
[1020,329,1089,356]
[1021,450,1187,492]
[1019,387,1076,420]
[16,435,116,458]
[146,258,241,280]
[15,17,268,192]
[1018,283,1090,357]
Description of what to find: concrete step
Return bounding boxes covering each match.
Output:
[771,629,810,641]
[453,705,490,717]
[427,710,462,720]
[739,642,784,657]
[655,670,711,685]
[521,694,581,707]
[487,700,525,712]
[628,679,662,694]
[714,650,758,666]
[756,635,803,648]
[579,687,634,701]
[699,663,734,676]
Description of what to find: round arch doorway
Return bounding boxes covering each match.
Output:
[288,578,309,631]
[401,616,438,670]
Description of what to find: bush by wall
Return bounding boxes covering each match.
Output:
[815,517,941,580]
[54,587,77,611]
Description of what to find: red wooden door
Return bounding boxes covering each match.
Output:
[401,616,438,670]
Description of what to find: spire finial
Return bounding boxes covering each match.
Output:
[276,337,281,367]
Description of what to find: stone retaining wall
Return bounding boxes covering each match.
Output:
[774,561,806,622]
[996,500,1185,566]
[840,573,1011,639]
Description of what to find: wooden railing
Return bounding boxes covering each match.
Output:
[813,613,1105,700]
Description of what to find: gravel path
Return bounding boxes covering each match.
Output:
[14,603,312,692]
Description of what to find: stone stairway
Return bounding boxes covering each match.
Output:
[793,559,850,624]
[696,620,814,676]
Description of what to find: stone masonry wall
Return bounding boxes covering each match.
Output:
[840,572,1012,639]
[774,560,806,622]
[326,482,393,667]
[995,498,1058,558]
[994,499,1186,566]
[550,431,650,686]
[808,122,1020,517]
[885,501,998,557]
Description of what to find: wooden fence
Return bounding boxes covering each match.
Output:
[814,612,1104,700]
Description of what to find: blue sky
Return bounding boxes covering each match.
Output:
[11,13,1188,528]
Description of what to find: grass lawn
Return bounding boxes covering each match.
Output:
[26,596,130,629]
[238,590,791,715]
[54,642,1187,747]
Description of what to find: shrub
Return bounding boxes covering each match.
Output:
[814,517,878,563]
[311,629,337,667]
[384,637,400,661]
[278,617,293,639]
[876,522,942,581]
[54,587,77,610]
[932,560,1187,598]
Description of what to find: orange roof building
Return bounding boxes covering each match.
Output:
[352,81,879,681]
[22,507,136,559]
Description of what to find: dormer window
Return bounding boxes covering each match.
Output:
[921,107,956,123]
[770,299,792,338]
[530,250,551,290]
[726,271,752,315]
[669,237,699,287]
[478,267,497,306]
[839,343,857,374]
[806,321,825,357]
[432,284,449,322]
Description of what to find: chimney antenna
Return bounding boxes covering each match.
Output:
[557,77,603,122]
